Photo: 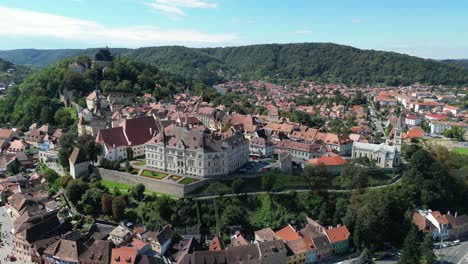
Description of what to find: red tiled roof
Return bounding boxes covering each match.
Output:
[111,247,138,264]
[407,126,424,139]
[310,156,347,166]
[275,225,301,242]
[431,211,449,225]
[324,226,350,243]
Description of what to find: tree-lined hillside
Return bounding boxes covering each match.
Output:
[1,43,468,86]
[441,59,468,69]
[0,56,209,128]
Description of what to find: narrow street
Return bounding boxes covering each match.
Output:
[0,206,29,263]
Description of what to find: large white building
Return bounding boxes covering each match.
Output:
[351,116,402,168]
[145,124,249,178]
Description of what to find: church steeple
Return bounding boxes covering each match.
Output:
[393,114,403,152]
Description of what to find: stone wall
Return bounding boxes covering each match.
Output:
[98,168,206,197]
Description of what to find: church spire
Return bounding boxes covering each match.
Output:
[393,113,403,152]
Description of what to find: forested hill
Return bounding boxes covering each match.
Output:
[1,43,468,85]
[441,59,468,69]
[0,58,14,71]
[0,56,211,128]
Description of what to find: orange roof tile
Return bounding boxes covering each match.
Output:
[324,226,350,243]
[275,225,301,242]
[310,156,347,166]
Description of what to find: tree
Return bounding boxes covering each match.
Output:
[340,162,368,189]
[420,233,436,264]
[356,248,374,264]
[84,140,98,164]
[40,105,52,124]
[261,173,276,192]
[54,108,74,128]
[126,147,134,160]
[79,188,103,215]
[130,184,145,201]
[66,181,89,205]
[231,178,244,194]
[101,193,113,216]
[158,197,174,222]
[302,165,329,194]
[60,175,73,188]
[399,225,421,264]
[58,132,76,169]
[112,196,126,221]
[221,204,245,229]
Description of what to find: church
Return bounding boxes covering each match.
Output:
[351,116,402,168]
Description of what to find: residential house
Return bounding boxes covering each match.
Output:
[405,114,422,127]
[324,225,351,254]
[69,147,90,179]
[111,247,138,264]
[254,228,280,242]
[109,225,133,246]
[43,238,85,264]
[443,105,460,115]
[274,140,326,162]
[249,137,274,158]
[446,213,468,240]
[147,225,172,255]
[79,240,112,264]
[285,237,316,264]
[257,240,287,264]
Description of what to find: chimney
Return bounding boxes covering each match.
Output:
[149,127,152,136]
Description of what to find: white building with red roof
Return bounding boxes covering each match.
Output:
[443,104,460,115]
[310,156,347,175]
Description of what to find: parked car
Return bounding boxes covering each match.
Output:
[452,240,460,245]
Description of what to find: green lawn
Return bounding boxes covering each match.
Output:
[141,170,167,179]
[189,173,307,195]
[453,147,468,155]
[133,160,146,166]
[179,177,199,185]
[101,179,132,193]
[101,179,177,198]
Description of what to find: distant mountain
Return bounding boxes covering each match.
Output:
[1,43,468,85]
[441,59,468,69]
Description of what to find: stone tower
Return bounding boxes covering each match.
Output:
[393,114,403,152]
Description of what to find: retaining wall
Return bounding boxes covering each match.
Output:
[98,168,206,197]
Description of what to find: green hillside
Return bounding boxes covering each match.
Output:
[1,43,468,85]
[441,59,468,69]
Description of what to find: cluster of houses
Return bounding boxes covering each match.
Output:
[0,125,64,177]
[412,209,468,241]
[1,169,351,264]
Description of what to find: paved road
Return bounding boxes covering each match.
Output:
[191,177,401,200]
[368,103,386,136]
[0,206,30,264]
[437,241,468,264]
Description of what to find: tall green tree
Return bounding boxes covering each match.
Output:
[356,248,374,264]
[399,225,421,264]
[420,233,436,264]
[112,196,126,221]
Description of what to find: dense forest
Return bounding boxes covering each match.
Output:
[441,59,468,69]
[0,55,210,128]
[0,58,14,71]
[1,43,468,86]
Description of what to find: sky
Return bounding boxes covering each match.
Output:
[0,0,467,59]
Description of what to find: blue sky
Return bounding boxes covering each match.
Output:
[0,0,467,59]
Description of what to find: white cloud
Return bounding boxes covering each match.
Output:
[292,29,313,35]
[351,19,362,24]
[0,6,237,48]
[146,0,217,18]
